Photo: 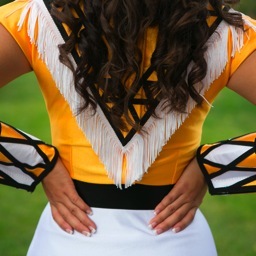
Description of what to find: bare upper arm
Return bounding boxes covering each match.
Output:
[227,51,256,105]
[0,24,32,87]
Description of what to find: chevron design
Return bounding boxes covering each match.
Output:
[197,133,256,195]
[0,122,58,191]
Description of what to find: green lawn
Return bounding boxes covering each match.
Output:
[0,72,255,255]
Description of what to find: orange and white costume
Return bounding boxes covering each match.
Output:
[0,0,256,255]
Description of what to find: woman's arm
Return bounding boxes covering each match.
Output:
[0,24,96,236]
[227,51,256,105]
[0,23,59,190]
[149,50,256,235]
[0,24,31,86]
[195,51,256,195]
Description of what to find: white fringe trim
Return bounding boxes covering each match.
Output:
[17,0,256,188]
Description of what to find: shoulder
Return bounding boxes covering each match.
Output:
[206,10,256,68]
[0,0,49,23]
[199,10,256,94]
[0,0,50,67]
[0,0,31,14]
[241,13,256,43]
[0,1,31,27]
[0,0,51,40]
[226,11,256,76]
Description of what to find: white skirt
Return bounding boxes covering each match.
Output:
[27,204,217,256]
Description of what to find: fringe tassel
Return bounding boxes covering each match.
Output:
[78,107,125,189]
[202,21,229,87]
[18,0,77,110]
[17,1,256,188]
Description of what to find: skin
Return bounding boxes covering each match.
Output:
[0,22,256,237]
[149,50,256,234]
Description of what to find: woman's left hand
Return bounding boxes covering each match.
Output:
[148,157,207,235]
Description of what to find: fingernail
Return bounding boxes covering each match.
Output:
[148,222,156,230]
[153,229,163,235]
[82,231,92,237]
[172,227,181,233]
[65,229,74,235]
[86,210,93,216]
[89,226,97,234]
[154,209,160,215]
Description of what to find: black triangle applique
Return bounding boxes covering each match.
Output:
[43,0,225,147]
[44,0,160,146]
[88,67,160,146]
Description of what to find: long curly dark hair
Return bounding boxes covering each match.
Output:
[51,0,243,131]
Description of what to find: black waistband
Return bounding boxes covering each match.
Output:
[73,180,174,210]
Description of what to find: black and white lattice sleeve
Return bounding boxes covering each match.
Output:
[0,122,58,192]
[197,132,256,195]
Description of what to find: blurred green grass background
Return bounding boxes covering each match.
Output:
[0,0,256,255]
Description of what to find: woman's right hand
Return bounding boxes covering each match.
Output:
[149,157,207,234]
[42,158,97,237]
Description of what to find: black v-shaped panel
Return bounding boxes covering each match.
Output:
[89,65,160,146]
[43,0,224,146]
[43,0,162,146]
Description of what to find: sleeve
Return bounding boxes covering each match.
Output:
[229,15,256,77]
[0,122,58,192]
[0,0,33,65]
[197,132,256,195]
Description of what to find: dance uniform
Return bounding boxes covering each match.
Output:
[0,0,256,255]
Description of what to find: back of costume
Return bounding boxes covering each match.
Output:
[0,0,256,255]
